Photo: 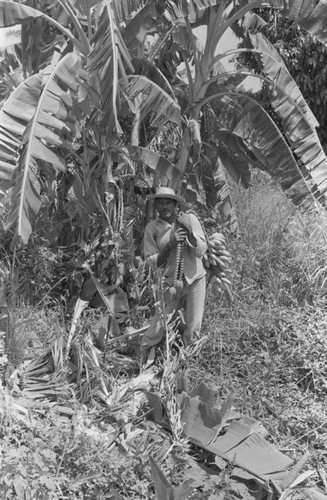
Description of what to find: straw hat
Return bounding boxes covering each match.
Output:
[147,186,185,206]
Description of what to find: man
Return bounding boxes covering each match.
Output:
[142,186,207,351]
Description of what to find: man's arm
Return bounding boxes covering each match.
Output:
[177,213,207,257]
[144,223,186,269]
[143,223,160,269]
[156,240,173,267]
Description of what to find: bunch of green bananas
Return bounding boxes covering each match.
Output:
[203,232,233,300]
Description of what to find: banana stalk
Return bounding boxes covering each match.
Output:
[206,232,233,303]
[169,240,184,297]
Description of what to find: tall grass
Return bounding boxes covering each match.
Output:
[228,171,327,306]
[193,172,327,467]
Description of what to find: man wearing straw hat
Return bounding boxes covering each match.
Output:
[142,186,208,353]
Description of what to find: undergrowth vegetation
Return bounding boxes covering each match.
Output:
[2,173,327,498]
[196,173,327,470]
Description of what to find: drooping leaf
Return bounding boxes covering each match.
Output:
[119,145,183,188]
[281,0,327,44]
[213,95,317,213]
[132,58,175,97]
[203,100,253,189]
[21,12,64,76]
[217,140,252,187]
[122,1,163,50]
[246,26,327,207]
[0,0,43,26]
[87,3,134,135]
[0,73,42,187]
[2,52,80,247]
[124,75,181,128]
[164,0,224,25]
[0,0,82,50]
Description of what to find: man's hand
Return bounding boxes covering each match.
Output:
[170,227,187,246]
[157,227,186,267]
[176,213,197,247]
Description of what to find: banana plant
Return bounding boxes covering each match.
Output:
[152,0,327,221]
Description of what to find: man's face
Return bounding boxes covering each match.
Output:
[155,198,178,222]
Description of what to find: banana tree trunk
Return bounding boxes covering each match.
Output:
[214,163,239,233]
[174,115,202,191]
[174,128,192,188]
[0,283,10,384]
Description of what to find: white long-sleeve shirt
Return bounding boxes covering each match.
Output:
[143,213,207,285]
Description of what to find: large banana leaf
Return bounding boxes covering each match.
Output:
[165,0,228,25]
[0,73,43,186]
[247,25,327,207]
[182,140,240,232]
[213,95,317,212]
[124,75,181,128]
[243,12,317,126]
[0,0,83,50]
[217,140,253,188]
[0,0,43,25]
[132,58,175,97]
[241,0,327,209]
[87,3,134,135]
[122,1,162,49]
[3,52,81,247]
[119,145,183,188]
[281,0,327,44]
